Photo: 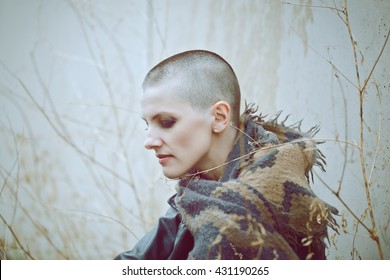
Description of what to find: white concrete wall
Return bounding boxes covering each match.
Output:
[0,0,389,259]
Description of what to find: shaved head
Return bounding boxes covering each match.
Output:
[142,50,241,125]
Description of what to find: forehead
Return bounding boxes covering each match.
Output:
[141,79,190,119]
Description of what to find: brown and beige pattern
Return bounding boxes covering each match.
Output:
[175,105,337,260]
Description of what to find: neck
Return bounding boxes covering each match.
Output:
[199,126,238,181]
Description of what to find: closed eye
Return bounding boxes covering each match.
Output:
[160,119,176,128]
[142,115,176,130]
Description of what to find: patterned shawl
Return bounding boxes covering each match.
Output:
[175,104,337,260]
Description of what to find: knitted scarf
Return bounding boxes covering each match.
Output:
[175,105,337,260]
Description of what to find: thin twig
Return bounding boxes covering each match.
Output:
[344,0,384,259]
[281,1,344,13]
[361,27,390,95]
[61,209,140,241]
[313,169,371,233]
[1,60,134,187]
[0,214,35,260]
[368,83,382,185]
[66,0,145,224]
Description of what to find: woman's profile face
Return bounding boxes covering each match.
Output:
[141,80,214,179]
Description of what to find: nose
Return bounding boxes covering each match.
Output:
[144,128,163,150]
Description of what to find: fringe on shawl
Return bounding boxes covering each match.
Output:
[242,102,327,179]
[242,102,339,224]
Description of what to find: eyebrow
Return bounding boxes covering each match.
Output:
[141,111,176,122]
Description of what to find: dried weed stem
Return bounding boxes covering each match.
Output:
[344,0,388,259]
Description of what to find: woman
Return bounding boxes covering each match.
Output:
[115,50,336,260]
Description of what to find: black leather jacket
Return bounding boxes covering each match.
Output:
[114,196,194,260]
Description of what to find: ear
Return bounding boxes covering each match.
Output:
[212,101,231,133]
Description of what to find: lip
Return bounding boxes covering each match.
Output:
[156,154,173,165]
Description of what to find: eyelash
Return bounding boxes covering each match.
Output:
[160,119,175,128]
[144,119,176,130]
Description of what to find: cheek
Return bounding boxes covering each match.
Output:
[174,123,211,152]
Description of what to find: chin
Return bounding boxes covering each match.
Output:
[162,169,185,180]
